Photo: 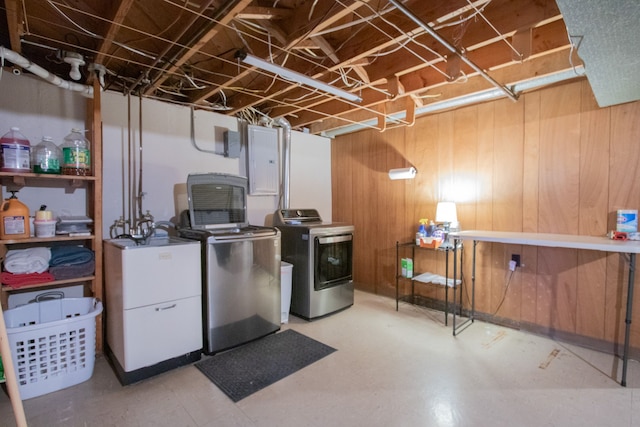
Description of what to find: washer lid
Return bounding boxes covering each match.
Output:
[187,173,248,230]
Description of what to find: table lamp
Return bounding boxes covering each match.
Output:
[436,202,457,248]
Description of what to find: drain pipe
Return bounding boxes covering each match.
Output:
[0,46,93,96]
[274,117,291,209]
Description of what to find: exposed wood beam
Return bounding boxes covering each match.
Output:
[94,0,134,66]
[4,0,23,53]
[256,20,289,45]
[308,48,583,135]
[512,27,533,61]
[235,7,292,20]
[352,65,370,84]
[387,75,405,98]
[405,97,416,126]
[191,0,374,104]
[271,9,566,126]
[288,21,570,129]
[225,0,559,119]
[144,0,253,96]
[375,103,387,131]
[310,36,340,63]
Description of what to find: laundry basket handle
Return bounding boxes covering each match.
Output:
[33,291,65,303]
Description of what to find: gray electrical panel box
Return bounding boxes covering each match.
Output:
[247,125,279,195]
[223,130,241,158]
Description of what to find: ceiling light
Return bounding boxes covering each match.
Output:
[63,51,85,81]
[235,50,362,103]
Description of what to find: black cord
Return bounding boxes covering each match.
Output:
[492,269,515,315]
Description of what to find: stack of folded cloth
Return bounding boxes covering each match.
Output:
[1,247,55,288]
[48,246,95,280]
[1,246,96,288]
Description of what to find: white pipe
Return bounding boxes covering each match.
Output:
[274,117,292,209]
[0,46,93,97]
[324,67,584,138]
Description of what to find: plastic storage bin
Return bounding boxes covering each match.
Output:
[281,262,293,323]
[3,297,103,399]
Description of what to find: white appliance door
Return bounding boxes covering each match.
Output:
[122,296,202,371]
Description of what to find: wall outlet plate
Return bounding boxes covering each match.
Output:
[511,254,521,267]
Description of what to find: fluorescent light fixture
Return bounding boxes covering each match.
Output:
[235,50,362,103]
[388,167,417,180]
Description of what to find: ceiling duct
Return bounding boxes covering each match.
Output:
[323,67,584,138]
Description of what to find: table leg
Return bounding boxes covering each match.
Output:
[622,252,635,387]
[471,240,477,323]
[453,243,458,334]
[445,248,449,326]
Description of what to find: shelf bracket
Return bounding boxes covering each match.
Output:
[8,176,25,189]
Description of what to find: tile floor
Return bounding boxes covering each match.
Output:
[1,289,639,427]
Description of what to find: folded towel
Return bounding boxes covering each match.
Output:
[1,271,55,288]
[49,246,94,267]
[49,259,95,280]
[3,247,52,274]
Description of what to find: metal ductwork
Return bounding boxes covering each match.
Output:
[274,117,292,209]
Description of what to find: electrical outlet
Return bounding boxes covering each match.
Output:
[511,254,521,267]
[508,260,516,271]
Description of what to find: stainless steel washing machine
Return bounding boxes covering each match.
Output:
[179,173,281,354]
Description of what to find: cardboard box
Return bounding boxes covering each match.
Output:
[419,237,442,249]
[617,210,638,232]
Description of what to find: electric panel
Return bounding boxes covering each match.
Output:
[247,125,279,195]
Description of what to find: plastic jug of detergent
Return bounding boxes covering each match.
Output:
[0,127,31,173]
[0,191,30,239]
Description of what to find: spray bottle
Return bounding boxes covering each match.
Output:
[416,218,428,245]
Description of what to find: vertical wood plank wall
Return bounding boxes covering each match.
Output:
[332,80,640,355]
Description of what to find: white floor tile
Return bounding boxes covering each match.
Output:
[1,290,638,427]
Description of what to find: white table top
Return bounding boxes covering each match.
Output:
[451,230,640,254]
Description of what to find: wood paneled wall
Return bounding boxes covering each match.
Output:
[332,80,640,353]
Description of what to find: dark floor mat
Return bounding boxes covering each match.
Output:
[195,329,336,402]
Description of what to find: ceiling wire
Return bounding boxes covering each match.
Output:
[337,0,451,81]
[19,0,524,129]
[46,0,158,60]
[43,0,370,111]
[464,0,522,59]
[21,0,30,35]
[42,0,239,94]
[567,33,586,76]
[229,80,411,128]
[434,0,491,30]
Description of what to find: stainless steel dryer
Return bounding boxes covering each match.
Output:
[179,173,281,354]
[274,209,354,320]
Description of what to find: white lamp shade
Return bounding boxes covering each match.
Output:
[388,167,417,180]
[436,202,457,223]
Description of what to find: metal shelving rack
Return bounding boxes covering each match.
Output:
[395,240,468,335]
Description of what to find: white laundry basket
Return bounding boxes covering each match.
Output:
[3,297,103,399]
